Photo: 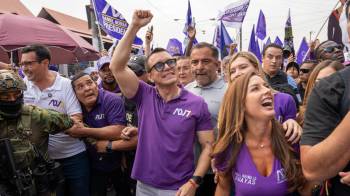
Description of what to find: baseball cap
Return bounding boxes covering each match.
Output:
[97,56,111,71]
[83,67,98,75]
[128,55,146,76]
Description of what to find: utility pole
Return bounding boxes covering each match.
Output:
[86,1,104,52]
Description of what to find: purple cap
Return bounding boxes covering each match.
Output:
[97,56,111,70]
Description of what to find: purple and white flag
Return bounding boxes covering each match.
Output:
[217,0,250,28]
[213,21,236,59]
[92,0,143,45]
[183,0,198,45]
[166,38,183,56]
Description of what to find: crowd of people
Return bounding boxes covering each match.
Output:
[1,2,350,196]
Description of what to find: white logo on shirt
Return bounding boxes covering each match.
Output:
[173,108,191,117]
[235,172,256,185]
[95,114,105,120]
[277,168,287,184]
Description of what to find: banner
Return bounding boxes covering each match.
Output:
[328,7,343,46]
[92,0,143,45]
[217,0,250,28]
[166,38,183,56]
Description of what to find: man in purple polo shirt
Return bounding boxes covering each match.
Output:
[68,72,137,196]
[97,56,121,95]
[109,10,214,196]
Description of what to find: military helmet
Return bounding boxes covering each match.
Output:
[0,70,26,91]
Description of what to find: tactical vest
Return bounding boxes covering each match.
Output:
[0,106,36,169]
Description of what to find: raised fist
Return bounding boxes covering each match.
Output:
[131,10,153,29]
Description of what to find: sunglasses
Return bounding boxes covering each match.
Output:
[323,45,343,53]
[149,58,177,72]
[300,68,310,73]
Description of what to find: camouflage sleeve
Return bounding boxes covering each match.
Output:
[30,106,74,134]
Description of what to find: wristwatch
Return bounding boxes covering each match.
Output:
[191,176,203,186]
[106,140,113,153]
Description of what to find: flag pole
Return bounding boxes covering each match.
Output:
[302,1,340,62]
[239,27,243,51]
[91,0,105,50]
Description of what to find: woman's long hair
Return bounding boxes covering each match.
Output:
[213,71,305,192]
[297,60,345,126]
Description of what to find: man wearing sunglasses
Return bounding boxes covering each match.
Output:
[109,10,214,196]
[315,40,345,63]
[297,60,317,101]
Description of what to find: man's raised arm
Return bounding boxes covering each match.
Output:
[109,10,153,99]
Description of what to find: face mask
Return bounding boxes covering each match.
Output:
[0,96,23,118]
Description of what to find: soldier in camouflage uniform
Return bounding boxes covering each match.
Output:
[0,70,75,195]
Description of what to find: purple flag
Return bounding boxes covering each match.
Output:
[183,0,198,45]
[248,25,261,62]
[183,0,193,34]
[274,36,283,47]
[255,38,262,62]
[92,0,143,45]
[213,21,235,59]
[166,38,183,56]
[263,36,271,49]
[296,37,309,64]
[256,10,266,40]
[217,0,250,28]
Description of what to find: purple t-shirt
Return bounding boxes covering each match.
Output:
[274,92,297,123]
[83,89,126,171]
[131,81,213,190]
[98,82,121,94]
[217,144,288,196]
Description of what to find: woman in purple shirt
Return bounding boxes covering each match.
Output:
[227,51,300,144]
[213,71,307,196]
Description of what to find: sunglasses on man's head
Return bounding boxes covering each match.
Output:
[300,68,310,73]
[149,58,177,72]
[323,45,343,53]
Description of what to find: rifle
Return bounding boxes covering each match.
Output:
[0,138,35,196]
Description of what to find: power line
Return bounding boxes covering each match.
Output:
[143,0,175,21]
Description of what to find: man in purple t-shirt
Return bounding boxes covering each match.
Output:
[68,72,137,196]
[109,10,214,196]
